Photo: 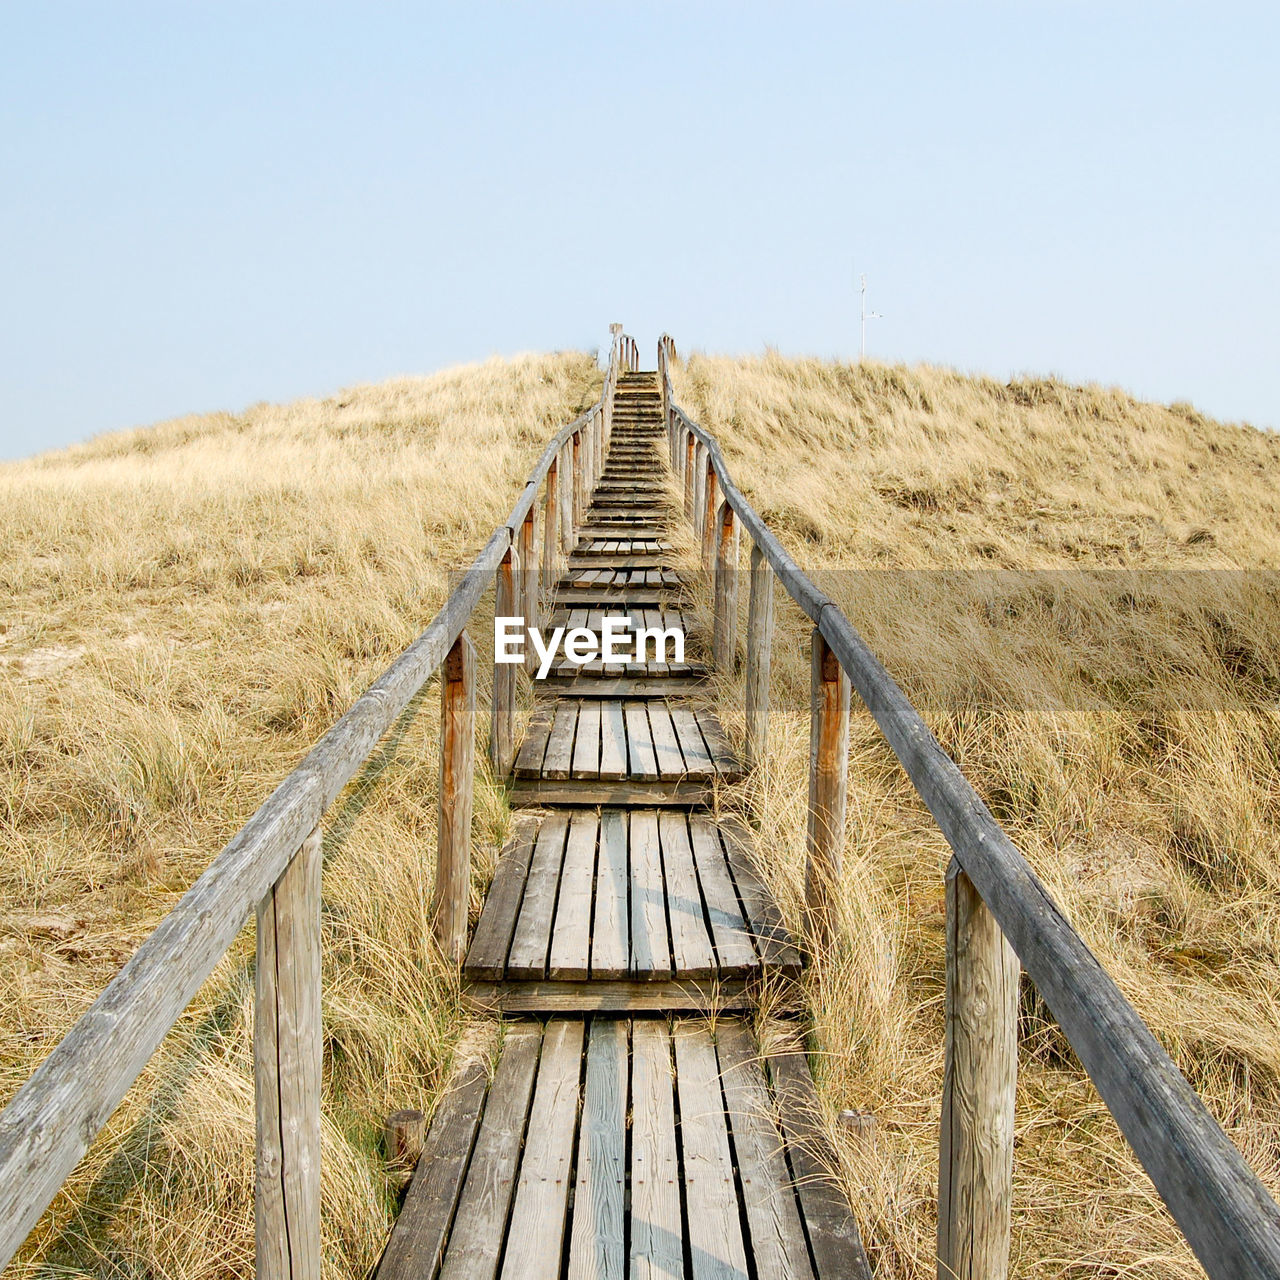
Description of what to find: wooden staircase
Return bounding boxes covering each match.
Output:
[376,370,872,1279]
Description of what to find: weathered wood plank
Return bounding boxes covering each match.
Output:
[658,813,716,981]
[549,813,598,981]
[718,817,804,975]
[567,1020,628,1280]
[506,813,570,980]
[437,1024,542,1280]
[629,811,672,978]
[647,700,685,778]
[623,700,659,781]
[499,1019,585,1280]
[491,547,517,775]
[670,705,715,779]
[715,1022,815,1280]
[598,701,627,780]
[592,810,630,980]
[688,817,757,976]
[542,703,578,780]
[631,1021,684,1280]
[375,1061,489,1280]
[513,703,553,778]
[766,1036,873,1280]
[571,699,603,779]
[465,814,540,980]
[712,499,740,672]
[673,1022,750,1279]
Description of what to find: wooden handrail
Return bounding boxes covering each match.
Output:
[0,325,635,1274]
[657,335,1280,1280]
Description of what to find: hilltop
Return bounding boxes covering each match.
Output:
[2,349,1278,1277]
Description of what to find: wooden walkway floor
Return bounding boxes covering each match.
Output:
[378,372,871,1279]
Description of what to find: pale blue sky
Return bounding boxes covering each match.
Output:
[2,2,1276,459]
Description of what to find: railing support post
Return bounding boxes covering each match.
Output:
[938,857,1019,1280]
[559,440,575,557]
[572,430,584,529]
[745,542,775,770]
[542,460,559,593]
[700,454,720,573]
[255,824,322,1280]
[805,627,849,951]
[519,507,538,669]
[491,547,516,775]
[712,500,739,671]
[683,433,696,518]
[433,631,475,963]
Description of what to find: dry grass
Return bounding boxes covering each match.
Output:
[4,343,1278,1278]
[671,351,1280,1277]
[0,350,600,1278]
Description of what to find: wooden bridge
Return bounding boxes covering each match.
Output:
[2,328,1279,1280]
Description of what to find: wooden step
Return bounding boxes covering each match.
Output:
[375,1016,871,1278]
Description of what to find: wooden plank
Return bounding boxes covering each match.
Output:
[513,703,553,778]
[542,459,559,592]
[464,980,754,1014]
[598,701,627,780]
[711,500,739,672]
[696,710,739,778]
[718,817,804,975]
[571,699,602,779]
[670,705,715,779]
[623,700,659,781]
[509,779,713,809]
[806,627,850,952]
[465,814,540,980]
[938,858,1019,1280]
[658,813,716,981]
[646,701,685,779]
[591,811,630,980]
[506,813,570,980]
[630,1021,684,1280]
[542,703,578,780]
[688,817,757,976]
[499,1019,585,1280]
[767,1039,873,1280]
[567,1021,628,1280]
[375,1061,489,1280]
[255,826,322,1280]
[673,1022,750,1279]
[433,632,476,963]
[437,1024,543,1280]
[715,1022,815,1280]
[536,677,706,699]
[629,810,671,978]
[549,813,598,981]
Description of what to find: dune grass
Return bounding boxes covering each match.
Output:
[671,350,1280,1278]
[2,344,1278,1278]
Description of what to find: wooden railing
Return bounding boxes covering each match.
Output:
[0,325,631,1277]
[656,334,1280,1280]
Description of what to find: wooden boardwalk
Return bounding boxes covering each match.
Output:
[378,371,872,1278]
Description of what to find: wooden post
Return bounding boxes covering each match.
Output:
[542,460,559,593]
[684,433,696,519]
[805,628,850,951]
[938,857,1019,1280]
[432,632,475,963]
[255,825,323,1280]
[700,455,720,573]
[712,500,740,672]
[384,1109,426,1167]
[490,547,516,775]
[572,431,584,529]
[559,441,575,557]
[744,541,775,770]
[519,507,538,666]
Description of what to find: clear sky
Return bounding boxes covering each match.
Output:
[2,1,1277,459]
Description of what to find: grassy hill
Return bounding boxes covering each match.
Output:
[2,348,1278,1277]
